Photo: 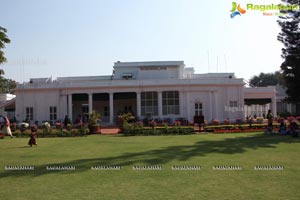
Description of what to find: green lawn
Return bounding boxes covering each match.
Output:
[0,133,299,200]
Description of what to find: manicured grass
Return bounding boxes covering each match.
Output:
[0,133,299,200]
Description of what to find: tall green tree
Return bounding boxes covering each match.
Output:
[0,26,10,76]
[0,26,10,63]
[0,26,11,75]
[0,26,15,93]
[249,71,284,87]
[277,0,300,102]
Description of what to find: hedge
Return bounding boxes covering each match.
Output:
[11,127,90,138]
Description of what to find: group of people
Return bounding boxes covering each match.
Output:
[278,119,300,137]
[265,109,300,137]
[0,115,37,146]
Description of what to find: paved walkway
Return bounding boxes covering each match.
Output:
[100,126,120,135]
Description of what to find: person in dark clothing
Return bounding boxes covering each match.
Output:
[28,126,38,147]
[63,115,71,128]
[266,109,274,134]
[198,114,205,132]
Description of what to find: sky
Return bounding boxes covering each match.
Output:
[0,0,285,83]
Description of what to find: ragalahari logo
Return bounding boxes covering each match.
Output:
[230,2,246,18]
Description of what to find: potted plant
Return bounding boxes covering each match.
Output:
[88,111,101,134]
[117,113,135,132]
[20,122,29,133]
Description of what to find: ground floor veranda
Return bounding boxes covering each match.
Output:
[65,91,276,125]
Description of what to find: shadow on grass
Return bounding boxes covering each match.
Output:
[0,133,299,178]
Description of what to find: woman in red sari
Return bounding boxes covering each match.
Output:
[28,126,37,147]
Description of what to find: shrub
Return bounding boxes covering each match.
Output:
[12,130,21,137]
[66,124,72,131]
[135,121,144,128]
[117,113,135,131]
[79,126,90,136]
[212,119,220,125]
[121,125,194,136]
[13,129,30,137]
[148,120,157,129]
[88,110,101,127]
[42,122,51,134]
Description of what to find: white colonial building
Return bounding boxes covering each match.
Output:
[14,61,277,125]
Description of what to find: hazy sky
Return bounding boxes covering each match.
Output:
[0,0,284,83]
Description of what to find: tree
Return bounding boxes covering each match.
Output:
[0,26,11,77]
[249,71,284,87]
[0,76,16,93]
[0,26,10,64]
[277,0,300,103]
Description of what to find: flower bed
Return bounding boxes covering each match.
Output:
[12,126,90,138]
[208,124,280,133]
[122,124,194,136]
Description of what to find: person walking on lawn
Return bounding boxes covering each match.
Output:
[3,116,14,138]
[28,125,38,147]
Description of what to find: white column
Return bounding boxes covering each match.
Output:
[68,94,73,122]
[288,103,291,113]
[158,91,163,118]
[272,97,277,117]
[213,91,218,120]
[88,93,93,113]
[109,93,114,124]
[136,92,141,119]
[239,87,245,119]
[186,92,191,122]
[179,91,184,117]
[209,91,213,120]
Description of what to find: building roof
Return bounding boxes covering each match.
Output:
[16,61,245,90]
[0,97,15,112]
[113,61,184,68]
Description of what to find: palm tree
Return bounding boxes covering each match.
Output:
[0,26,11,74]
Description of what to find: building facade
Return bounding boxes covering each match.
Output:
[0,93,16,118]
[14,61,277,125]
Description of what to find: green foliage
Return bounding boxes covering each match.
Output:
[278,1,300,102]
[66,124,72,131]
[117,113,135,131]
[122,123,194,136]
[88,110,101,126]
[249,71,284,87]
[12,127,88,138]
[0,26,10,65]
[12,129,30,137]
[0,76,17,93]
[79,125,90,136]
